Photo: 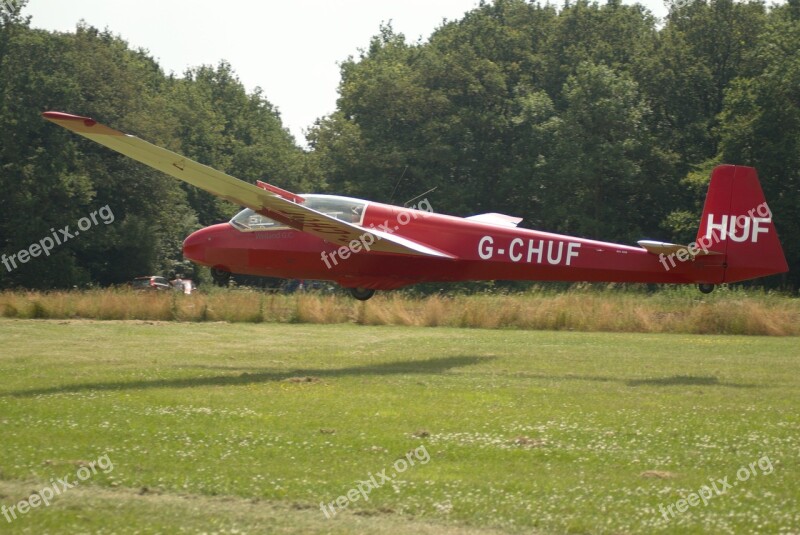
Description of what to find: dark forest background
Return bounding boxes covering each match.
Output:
[1,0,797,289]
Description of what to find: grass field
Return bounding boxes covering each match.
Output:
[0,319,798,533]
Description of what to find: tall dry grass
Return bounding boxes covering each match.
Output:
[0,287,797,335]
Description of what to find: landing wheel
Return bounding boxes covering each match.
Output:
[349,287,375,301]
[210,267,231,287]
[698,283,715,294]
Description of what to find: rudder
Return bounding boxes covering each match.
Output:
[696,165,788,283]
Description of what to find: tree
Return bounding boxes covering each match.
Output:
[715,6,800,286]
[542,62,673,241]
[0,14,304,288]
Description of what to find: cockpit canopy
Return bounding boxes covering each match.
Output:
[230,194,367,231]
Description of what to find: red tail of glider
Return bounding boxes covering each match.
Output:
[696,165,788,283]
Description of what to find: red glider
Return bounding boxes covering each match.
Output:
[43,111,788,300]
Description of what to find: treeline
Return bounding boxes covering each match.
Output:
[0,0,798,290]
[0,2,315,288]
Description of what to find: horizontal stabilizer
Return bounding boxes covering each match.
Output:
[637,240,722,256]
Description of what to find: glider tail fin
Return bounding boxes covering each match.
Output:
[695,165,788,283]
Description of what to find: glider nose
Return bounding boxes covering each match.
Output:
[183,226,216,264]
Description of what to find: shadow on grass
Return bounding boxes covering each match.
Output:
[516,372,758,388]
[5,355,493,397]
[625,375,756,388]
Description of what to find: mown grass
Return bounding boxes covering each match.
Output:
[0,320,797,534]
[1,285,798,335]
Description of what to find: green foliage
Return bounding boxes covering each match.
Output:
[544,61,671,240]
[0,0,797,290]
[0,15,305,289]
[710,4,800,286]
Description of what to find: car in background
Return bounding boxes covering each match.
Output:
[130,276,171,291]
